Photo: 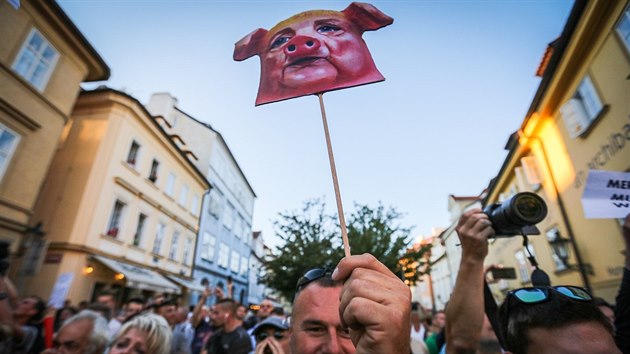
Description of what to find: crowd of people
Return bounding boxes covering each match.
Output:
[0,213,628,354]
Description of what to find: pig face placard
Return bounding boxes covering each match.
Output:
[234,2,393,106]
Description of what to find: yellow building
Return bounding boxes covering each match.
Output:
[485,0,630,302]
[23,88,210,304]
[0,1,109,251]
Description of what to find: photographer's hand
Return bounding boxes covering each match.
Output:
[456,209,494,261]
[446,209,495,353]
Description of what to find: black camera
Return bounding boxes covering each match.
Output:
[483,192,548,237]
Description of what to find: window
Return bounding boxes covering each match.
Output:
[200,232,216,261]
[169,231,180,260]
[223,202,235,230]
[126,140,140,167]
[183,238,192,265]
[165,173,176,196]
[617,4,630,52]
[179,184,189,207]
[208,189,224,219]
[560,75,603,138]
[520,156,543,187]
[0,123,20,182]
[106,200,125,237]
[235,215,244,239]
[148,159,159,183]
[153,223,165,254]
[243,223,252,243]
[218,243,229,268]
[190,194,199,215]
[240,255,248,275]
[231,250,240,273]
[12,29,59,91]
[132,213,147,246]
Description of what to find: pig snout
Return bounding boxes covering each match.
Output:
[284,36,321,58]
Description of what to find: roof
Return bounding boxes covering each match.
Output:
[79,87,211,189]
[449,195,481,201]
[486,0,588,203]
[173,106,257,198]
[519,0,587,133]
[34,0,110,81]
[535,38,559,77]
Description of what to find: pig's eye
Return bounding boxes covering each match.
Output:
[317,24,341,34]
[270,36,290,49]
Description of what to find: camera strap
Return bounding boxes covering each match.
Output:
[483,235,551,352]
[522,234,552,287]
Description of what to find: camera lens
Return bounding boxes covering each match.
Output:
[512,193,547,225]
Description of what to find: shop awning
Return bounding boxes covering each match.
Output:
[92,255,180,294]
[166,275,206,293]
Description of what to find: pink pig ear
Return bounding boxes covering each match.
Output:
[342,2,394,32]
[233,28,268,61]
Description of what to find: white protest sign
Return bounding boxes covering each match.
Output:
[48,272,74,309]
[581,170,630,219]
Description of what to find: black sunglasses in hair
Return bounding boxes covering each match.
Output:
[295,267,334,293]
[256,330,286,343]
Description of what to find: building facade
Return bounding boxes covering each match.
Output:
[146,93,256,306]
[484,0,630,303]
[428,233,450,311]
[247,231,273,307]
[0,0,108,255]
[23,88,209,305]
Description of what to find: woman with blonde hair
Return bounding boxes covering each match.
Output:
[109,313,172,354]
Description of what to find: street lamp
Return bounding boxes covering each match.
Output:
[547,229,593,275]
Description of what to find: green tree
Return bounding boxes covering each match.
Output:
[261,199,432,301]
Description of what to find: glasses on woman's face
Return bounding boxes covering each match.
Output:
[256,330,286,343]
[295,267,333,293]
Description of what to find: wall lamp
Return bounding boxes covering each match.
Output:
[83,265,94,275]
[548,229,594,275]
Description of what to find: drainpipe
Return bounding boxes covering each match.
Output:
[191,188,212,303]
[518,131,592,293]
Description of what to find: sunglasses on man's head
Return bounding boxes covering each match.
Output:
[295,267,334,293]
[507,285,592,305]
[256,330,286,343]
[501,285,593,349]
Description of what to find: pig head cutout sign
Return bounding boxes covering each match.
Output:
[234,2,393,106]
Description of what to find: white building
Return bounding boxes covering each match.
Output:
[146,93,256,305]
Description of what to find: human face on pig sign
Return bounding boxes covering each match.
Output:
[234,2,393,106]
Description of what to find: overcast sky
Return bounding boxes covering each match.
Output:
[58,0,573,248]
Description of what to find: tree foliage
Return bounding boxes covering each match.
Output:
[261,199,432,301]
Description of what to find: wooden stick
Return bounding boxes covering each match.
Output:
[318,93,351,257]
